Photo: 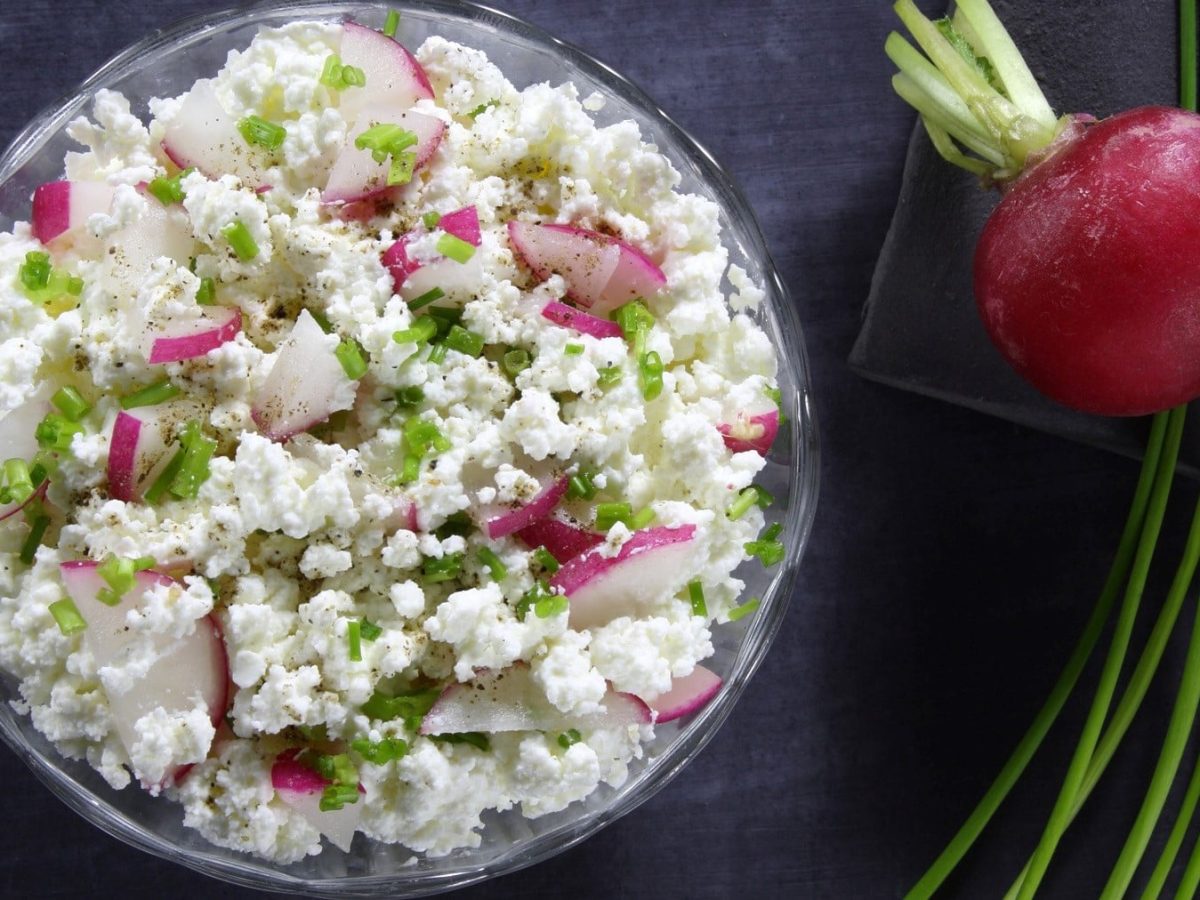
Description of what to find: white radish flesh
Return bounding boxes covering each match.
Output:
[484,475,568,539]
[271,750,364,853]
[162,80,270,186]
[322,107,444,204]
[105,399,202,502]
[336,21,434,125]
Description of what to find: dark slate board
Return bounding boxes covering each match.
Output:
[850,0,1200,471]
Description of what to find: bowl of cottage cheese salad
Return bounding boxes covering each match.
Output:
[0,1,817,894]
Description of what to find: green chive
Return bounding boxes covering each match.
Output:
[382,9,400,38]
[393,316,438,345]
[359,619,383,641]
[535,593,569,619]
[444,325,484,358]
[422,211,441,229]
[144,447,186,505]
[394,385,425,408]
[557,728,582,749]
[146,168,192,206]
[639,350,664,401]
[423,552,465,582]
[688,580,707,617]
[614,300,655,343]
[630,507,656,529]
[120,379,181,410]
[19,515,50,565]
[48,597,86,636]
[427,343,448,364]
[407,287,444,311]
[477,546,508,581]
[728,597,761,622]
[503,348,531,377]
[336,339,369,380]
[347,620,362,662]
[341,65,366,88]
[195,276,216,306]
[567,470,598,501]
[430,732,490,751]
[34,414,82,453]
[564,343,584,356]
[727,487,760,521]
[597,366,623,389]
[744,530,785,567]
[361,687,441,726]
[351,736,408,764]
[468,100,499,118]
[168,421,216,500]
[66,276,84,296]
[392,453,421,485]
[515,580,553,621]
[404,418,450,455]
[19,252,51,291]
[222,220,259,261]
[387,151,416,186]
[595,502,632,532]
[434,511,473,541]
[237,115,286,151]
[436,233,476,264]
[532,546,559,575]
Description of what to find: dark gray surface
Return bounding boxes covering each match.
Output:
[1,1,1197,898]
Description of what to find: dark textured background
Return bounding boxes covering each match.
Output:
[2,1,1198,898]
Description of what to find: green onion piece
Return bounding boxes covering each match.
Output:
[503,348,531,377]
[754,485,775,509]
[96,588,122,607]
[557,728,582,749]
[98,554,136,597]
[567,470,598,501]
[351,736,408,764]
[361,687,441,729]
[535,592,569,619]
[532,546,559,575]
[34,414,83,453]
[144,446,186,505]
[120,379,181,410]
[387,151,416,186]
[564,343,584,356]
[132,556,156,572]
[515,580,553,621]
[354,123,417,163]
[436,233,476,264]
[762,522,782,541]
[597,366,623,389]
[19,515,50,566]
[319,783,360,812]
[320,53,344,87]
[341,65,366,88]
[468,100,499,118]
[433,511,473,540]
[392,452,421,485]
[393,316,438,345]
[728,597,761,622]
[394,385,425,408]
[347,620,362,662]
[744,531,785,567]
[404,418,451,455]
[430,732,491,751]
[66,276,84,296]
[423,552,464,582]
[639,351,664,401]
[146,169,192,206]
[727,487,759,521]
[335,339,369,380]
[222,220,259,261]
[630,507,656,530]
[407,287,444,311]
[195,277,216,306]
[48,597,86,636]
[168,421,216,500]
[4,459,33,501]
[19,252,51,291]
[477,546,508,581]
[427,343,448,364]
[422,211,441,229]
[613,300,655,342]
[595,502,632,532]
[359,618,383,642]
[237,115,286,151]
[27,462,48,491]
[443,325,484,358]
[382,9,400,37]
[688,580,707,617]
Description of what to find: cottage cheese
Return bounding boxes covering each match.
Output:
[0,20,781,863]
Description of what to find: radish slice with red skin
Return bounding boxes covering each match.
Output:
[251,309,356,441]
[162,80,269,186]
[515,516,603,563]
[383,206,483,304]
[484,475,569,540]
[507,221,667,315]
[32,180,115,245]
[271,749,365,853]
[419,663,651,735]
[0,388,56,518]
[59,561,228,790]
[107,399,204,502]
[322,107,445,204]
[146,307,242,364]
[336,21,434,125]
[437,206,482,246]
[647,665,722,724]
[540,300,623,339]
[717,409,780,455]
[550,525,697,631]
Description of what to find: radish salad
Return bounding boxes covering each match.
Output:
[0,19,783,861]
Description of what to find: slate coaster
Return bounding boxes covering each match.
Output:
[849,0,1200,472]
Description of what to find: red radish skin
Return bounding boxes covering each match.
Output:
[383,206,482,303]
[107,411,144,502]
[146,307,242,364]
[484,475,569,539]
[32,180,115,245]
[974,106,1200,416]
[515,516,603,562]
[337,21,434,124]
[717,409,780,455]
[540,300,624,339]
[647,665,722,724]
[106,400,201,502]
[437,205,482,245]
[271,749,365,853]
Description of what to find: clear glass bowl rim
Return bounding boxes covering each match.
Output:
[0,1,821,896]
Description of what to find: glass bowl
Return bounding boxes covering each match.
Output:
[0,1,820,896]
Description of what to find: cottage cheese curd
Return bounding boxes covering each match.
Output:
[0,19,782,863]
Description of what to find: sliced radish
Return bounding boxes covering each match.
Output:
[482,475,568,540]
[162,80,269,186]
[106,198,194,285]
[540,300,623,339]
[382,205,483,304]
[647,665,722,724]
[436,206,482,246]
[106,399,202,502]
[322,107,445,204]
[0,388,54,519]
[271,749,365,853]
[419,663,650,735]
[550,525,697,631]
[717,409,780,455]
[251,309,356,441]
[336,21,434,125]
[59,561,227,789]
[515,515,603,563]
[32,180,115,246]
[145,306,241,365]
[507,221,667,315]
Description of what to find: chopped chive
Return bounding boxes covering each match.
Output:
[361,686,441,726]
[564,343,584,356]
[237,115,286,151]
[430,732,491,751]
[744,533,785,567]
[433,511,473,541]
[359,618,383,642]
[341,65,366,88]
[382,9,400,38]
[387,151,416,186]
[422,211,442,229]
[222,220,259,261]
[468,100,499,118]
[753,485,775,509]
[535,592,569,619]
[66,276,84,296]
[727,487,760,521]
[630,507,656,529]
[144,446,185,505]
[515,580,553,620]
[427,343,448,364]
[443,325,484,357]
[19,252,51,291]
[356,124,417,160]
[436,233,476,264]
[132,556,155,572]
[404,418,450,455]
[34,413,82,453]
[347,619,362,661]
[503,348,531,377]
[639,350,664,401]
[336,339,369,380]
[4,460,33,503]
[532,546,559,575]
[394,385,425,408]
[762,522,782,541]
[195,276,216,305]
[351,736,408,764]
[48,597,86,636]
[688,580,707,617]
[98,554,136,595]
[728,597,761,622]
[392,452,421,485]
[19,515,50,565]
[319,54,365,91]
[168,421,216,500]
[477,546,508,580]
[120,379,181,410]
[597,366,623,389]
[423,551,465,582]
[146,168,193,206]
[595,502,632,532]
[567,470,598,501]
[557,728,582,749]
[614,300,655,346]
[407,286,444,311]
[393,316,438,345]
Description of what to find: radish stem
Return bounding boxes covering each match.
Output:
[1017,405,1187,900]
[903,411,1170,900]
